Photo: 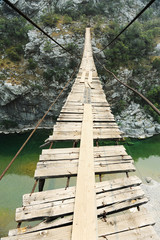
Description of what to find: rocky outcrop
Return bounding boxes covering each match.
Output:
[0,0,160,137]
[103,67,160,138]
[116,102,160,138]
[0,76,74,133]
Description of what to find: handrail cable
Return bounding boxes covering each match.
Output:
[0,63,80,181]
[96,0,157,53]
[3,0,80,58]
[95,55,160,116]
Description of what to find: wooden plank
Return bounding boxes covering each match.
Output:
[98,226,159,240]
[8,216,73,237]
[8,207,155,237]
[3,224,158,240]
[39,154,131,162]
[47,131,121,141]
[34,161,135,179]
[71,103,98,240]
[2,225,72,240]
[98,208,155,237]
[40,145,129,158]
[51,129,121,135]
[12,197,148,237]
[15,186,145,222]
[23,176,141,207]
[88,70,92,83]
[37,157,133,167]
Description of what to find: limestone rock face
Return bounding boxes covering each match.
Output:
[0,0,160,137]
[0,82,28,106]
[115,102,160,138]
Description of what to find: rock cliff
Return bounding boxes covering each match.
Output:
[0,0,160,138]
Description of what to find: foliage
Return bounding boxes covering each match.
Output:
[43,65,69,83]
[43,41,53,53]
[152,57,160,71]
[65,42,78,55]
[63,14,72,24]
[43,68,54,82]
[0,16,30,60]
[112,100,127,115]
[144,87,160,123]
[6,47,21,61]
[102,20,160,70]
[40,12,61,27]
[68,58,78,69]
[27,58,37,70]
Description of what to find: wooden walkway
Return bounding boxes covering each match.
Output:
[2,28,159,240]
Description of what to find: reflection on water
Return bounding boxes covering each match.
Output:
[0,131,160,237]
[125,134,160,182]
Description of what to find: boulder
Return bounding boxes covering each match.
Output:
[155,125,160,133]
[145,177,153,184]
[145,126,156,135]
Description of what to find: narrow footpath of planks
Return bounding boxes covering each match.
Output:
[2,28,159,240]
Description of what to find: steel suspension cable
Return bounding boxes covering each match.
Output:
[0,63,80,181]
[3,0,78,58]
[96,0,157,53]
[95,55,160,116]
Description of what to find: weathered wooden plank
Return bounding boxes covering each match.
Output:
[34,161,135,179]
[53,122,118,130]
[15,186,145,222]
[71,103,98,240]
[8,216,73,237]
[23,176,141,207]
[47,131,121,141]
[98,226,159,240]
[3,220,158,240]
[2,225,72,240]
[41,145,128,156]
[97,197,148,217]
[10,205,153,237]
[57,113,115,119]
[39,154,131,162]
[53,125,119,132]
[51,129,121,135]
[98,208,155,237]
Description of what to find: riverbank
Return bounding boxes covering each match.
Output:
[142,179,160,237]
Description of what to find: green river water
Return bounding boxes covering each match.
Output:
[0,130,160,237]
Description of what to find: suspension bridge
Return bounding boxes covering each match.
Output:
[1,28,159,240]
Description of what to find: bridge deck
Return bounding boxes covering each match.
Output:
[2,28,159,240]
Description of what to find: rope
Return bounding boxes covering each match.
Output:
[96,0,157,53]
[0,63,80,181]
[95,55,160,116]
[3,0,79,58]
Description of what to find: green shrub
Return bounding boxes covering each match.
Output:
[144,86,160,123]
[0,16,29,51]
[112,100,127,114]
[6,47,21,61]
[43,41,53,53]
[152,57,160,71]
[63,14,72,24]
[43,69,54,82]
[27,58,37,70]
[65,43,78,55]
[41,12,61,27]
[43,66,69,84]
[102,19,160,70]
